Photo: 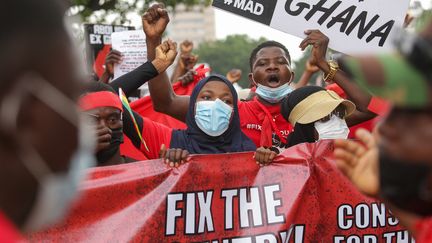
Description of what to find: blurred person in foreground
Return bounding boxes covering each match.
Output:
[0,0,96,241]
[334,18,432,242]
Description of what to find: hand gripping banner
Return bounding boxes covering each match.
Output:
[30,141,413,242]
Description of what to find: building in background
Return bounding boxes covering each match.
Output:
[167,4,216,46]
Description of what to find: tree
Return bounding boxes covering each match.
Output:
[291,47,322,86]
[195,35,267,88]
[70,0,211,24]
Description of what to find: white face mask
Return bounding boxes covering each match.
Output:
[314,114,350,140]
[0,73,96,232]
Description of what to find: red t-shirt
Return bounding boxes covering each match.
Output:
[139,117,172,160]
[0,211,24,243]
[238,97,293,154]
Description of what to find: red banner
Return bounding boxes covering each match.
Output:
[31,141,413,242]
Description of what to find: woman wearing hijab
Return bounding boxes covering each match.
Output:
[254,86,355,166]
[105,74,256,167]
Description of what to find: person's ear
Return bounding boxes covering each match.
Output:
[289,71,295,84]
[248,73,257,87]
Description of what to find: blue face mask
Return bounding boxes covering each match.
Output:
[255,83,293,103]
[195,99,233,137]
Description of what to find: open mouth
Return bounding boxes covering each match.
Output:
[266,74,281,88]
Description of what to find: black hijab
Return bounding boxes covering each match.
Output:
[170,74,256,154]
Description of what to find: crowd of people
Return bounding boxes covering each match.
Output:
[1,0,432,242]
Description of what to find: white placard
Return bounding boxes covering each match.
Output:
[213,0,410,55]
[111,30,147,80]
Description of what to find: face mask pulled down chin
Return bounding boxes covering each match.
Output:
[314,115,349,140]
[195,98,233,137]
[96,127,124,164]
[255,83,293,103]
[0,73,96,232]
[379,151,432,216]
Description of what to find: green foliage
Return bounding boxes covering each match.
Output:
[195,35,267,88]
[292,47,320,86]
[70,0,211,24]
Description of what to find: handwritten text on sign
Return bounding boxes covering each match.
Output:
[111,30,147,80]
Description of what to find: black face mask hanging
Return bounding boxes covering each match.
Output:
[96,127,124,164]
[379,152,432,216]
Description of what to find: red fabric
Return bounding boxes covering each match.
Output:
[124,66,207,158]
[238,97,292,147]
[349,97,390,138]
[0,211,24,243]
[139,117,172,159]
[119,117,172,160]
[130,71,204,130]
[416,217,432,243]
[368,96,391,116]
[324,85,386,138]
[93,44,111,78]
[30,141,409,242]
[326,83,347,99]
[120,136,148,161]
[79,91,123,112]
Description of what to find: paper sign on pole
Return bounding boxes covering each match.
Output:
[212,0,410,55]
[111,30,147,80]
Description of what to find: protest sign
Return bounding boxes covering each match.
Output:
[83,24,134,78]
[212,0,410,55]
[111,30,147,80]
[30,141,413,242]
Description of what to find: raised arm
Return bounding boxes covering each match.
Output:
[171,40,198,83]
[142,3,190,122]
[300,30,374,113]
[299,30,377,126]
[109,40,177,97]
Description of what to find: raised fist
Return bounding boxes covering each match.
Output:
[142,3,170,40]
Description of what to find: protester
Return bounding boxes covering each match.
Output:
[334,18,432,242]
[254,86,355,166]
[143,4,293,153]
[0,0,96,239]
[98,49,122,84]
[156,74,257,167]
[170,40,198,83]
[79,82,136,166]
[283,86,355,144]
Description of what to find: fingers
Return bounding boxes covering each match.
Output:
[180,40,193,53]
[167,39,177,51]
[355,128,376,149]
[299,29,329,50]
[106,51,123,64]
[96,125,112,137]
[162,148,190,168]
[254,147,276,166]
[334,138,365,158]
[334,147,356,167]
[95,125,112,152]
[180,150,189,164]
[157,8,169,20]
[143,4,169,25]
[160,41,169,53]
